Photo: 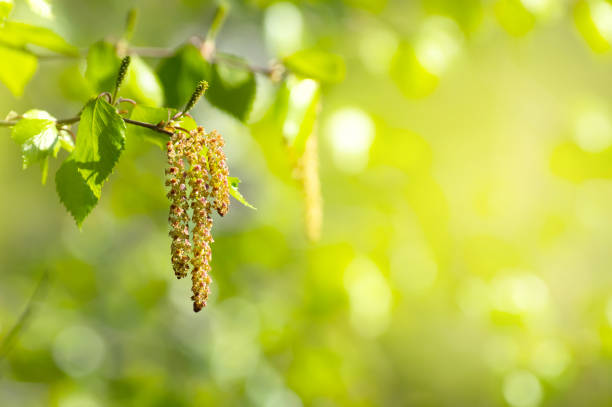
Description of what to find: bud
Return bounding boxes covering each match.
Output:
[115,56,131,94]
[182,80,209,115]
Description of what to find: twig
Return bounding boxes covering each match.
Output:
[34,45,274,76]
[124,118,174,135]
[1,116,174,136]
[0,271,49,365]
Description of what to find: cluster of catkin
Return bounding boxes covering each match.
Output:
[165,126,230,312]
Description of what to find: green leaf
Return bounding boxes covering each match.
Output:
[207,54,256,122]
[157,47,256,121]
[228,176,256,209]
[283,49,346,84]
[0,44,37,96]
[156,44,210,109]
[11,110,58,173]
[0,22,77,56]
[59,63,95,102]
[127,105,172,148]
[85,41,120,93]
[0,0,13,20]
[56,97,126,226]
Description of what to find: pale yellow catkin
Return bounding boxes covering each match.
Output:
[165,126,231,312]
[166,131,191,279]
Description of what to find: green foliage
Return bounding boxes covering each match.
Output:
[0,45,37,96]
[206,54,257,121]
[157,44,211,109]
[157,46,256,121]
[10,109,74,183]
[228,176,256,209]
[283,49,346,84]
[0,18,77,95]
[55,98,126,226]
[0,22,78,56]
[85,41,120,93]
[11,110,57,167]
[59,63,95,102]
[86,42,163,106]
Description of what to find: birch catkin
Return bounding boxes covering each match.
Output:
[165,131,191,279]
[165,126,229,312]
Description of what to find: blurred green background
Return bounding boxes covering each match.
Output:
[4,0,612,406]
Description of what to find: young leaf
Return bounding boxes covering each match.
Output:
[0,45,37,96]
[0,22,78,56]
[156,44,211,109]
[11,109,59,169]
[0,0,13,20]
[228,176,256,209]
[57,132,75,154]
[206,54,256,122]
[55,97,126,226]
[175,115,197,131]
[283,49,346,84]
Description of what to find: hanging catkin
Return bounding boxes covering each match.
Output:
[165,126,229,312]
[165,131,191,279]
